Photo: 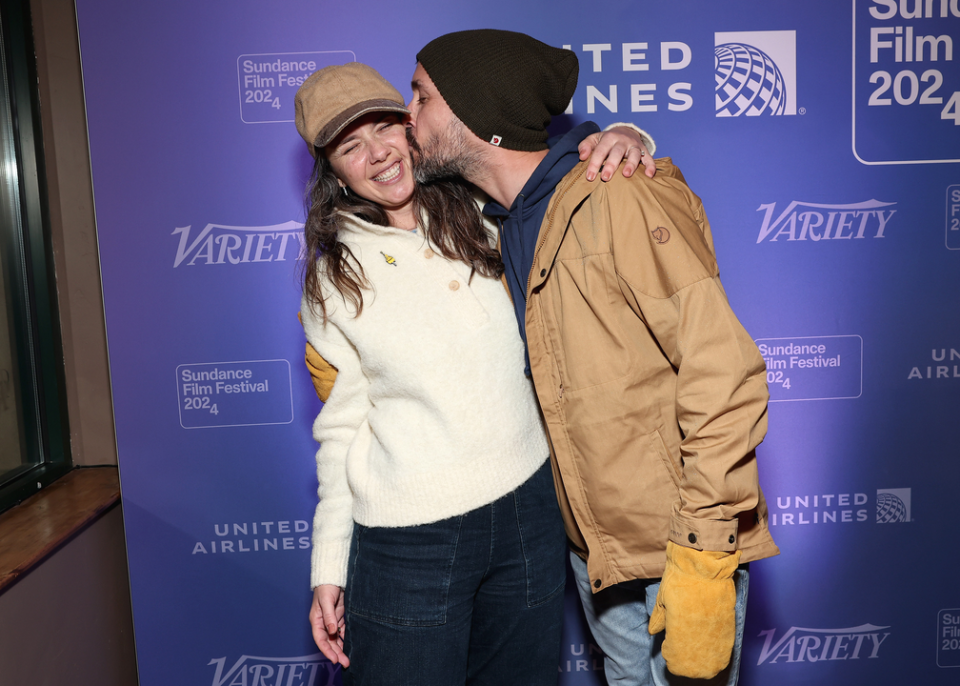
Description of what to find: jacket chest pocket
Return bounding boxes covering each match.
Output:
[540,254,632,393]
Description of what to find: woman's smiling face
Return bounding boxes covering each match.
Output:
[325,112,416,228]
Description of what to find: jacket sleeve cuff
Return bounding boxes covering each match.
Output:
[669,508,739,552]
[603,122,657,157]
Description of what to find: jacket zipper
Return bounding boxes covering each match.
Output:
[528,165,588,404]
[526,166,587,296]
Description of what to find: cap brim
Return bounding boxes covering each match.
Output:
[314,99,411,149]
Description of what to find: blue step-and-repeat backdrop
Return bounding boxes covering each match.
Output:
[74,1,959,684]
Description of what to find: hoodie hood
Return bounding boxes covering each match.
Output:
[484,121,601,374]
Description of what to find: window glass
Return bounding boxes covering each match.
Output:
[0,12,35,485]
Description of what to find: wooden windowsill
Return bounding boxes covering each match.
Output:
[0,466,121,594]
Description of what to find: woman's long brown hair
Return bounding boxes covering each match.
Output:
[300,153,503,322]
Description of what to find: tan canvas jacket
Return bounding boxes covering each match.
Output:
[526,158,779,592]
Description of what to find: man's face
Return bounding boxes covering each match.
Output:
[407,62,480,183]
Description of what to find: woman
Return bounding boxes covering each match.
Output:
[293,62,652,685]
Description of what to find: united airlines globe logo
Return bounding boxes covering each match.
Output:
[877,491,910,524]
[715,43,787,116]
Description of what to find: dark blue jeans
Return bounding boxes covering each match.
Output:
[341,459,566,686]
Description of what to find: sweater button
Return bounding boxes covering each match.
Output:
[448,281,460,291]
[593,579,601,588]
[540,268,546,277]
[688,533,697,544]
[424,249,435,259]
[729,535,735,544]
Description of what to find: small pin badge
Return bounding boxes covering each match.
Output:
[381,251,398,266]
[489,134,503,146]
[652,227,671,244]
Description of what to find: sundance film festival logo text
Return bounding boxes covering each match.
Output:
[756,335,862,402]
[949,185,960,249]
[172,221,304,267]
[938,609,960,667]
[757,624,891,665]
[855,0,960,163]
[238,51,354,124]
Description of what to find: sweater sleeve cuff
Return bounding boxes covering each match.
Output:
[310,536,352,589]
[669,508,739,552]
[603,122,657,157]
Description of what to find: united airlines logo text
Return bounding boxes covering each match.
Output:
[907,346,960,380]
[556,29,798,116]
[191,519,310,556]
[771,488,911,526]
[173,221,303,267]
[757,624,891,665]
[560,643,605,673]
[756,200,896,242]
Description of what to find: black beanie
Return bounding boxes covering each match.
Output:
[416,29,579,152]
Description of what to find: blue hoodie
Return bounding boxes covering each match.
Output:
[483,121,601,374]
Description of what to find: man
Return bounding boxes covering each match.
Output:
[406,29,779,686]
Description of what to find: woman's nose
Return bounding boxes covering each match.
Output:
[368,139,388,162]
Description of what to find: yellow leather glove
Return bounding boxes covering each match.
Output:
[298,313,338,402]
[648,540,742,679]
[304,342,337,402]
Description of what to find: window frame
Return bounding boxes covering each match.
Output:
[0,0,71,514]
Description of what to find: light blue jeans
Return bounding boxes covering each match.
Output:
[570,551,749,686]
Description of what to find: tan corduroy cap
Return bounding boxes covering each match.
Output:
[294,63,410,157]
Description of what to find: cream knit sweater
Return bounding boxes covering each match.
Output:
[301,212,549,589]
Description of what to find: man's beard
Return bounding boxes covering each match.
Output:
[408,120,482,184]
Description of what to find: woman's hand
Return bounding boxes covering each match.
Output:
[310,584,350,668]
[579,127,656,181]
